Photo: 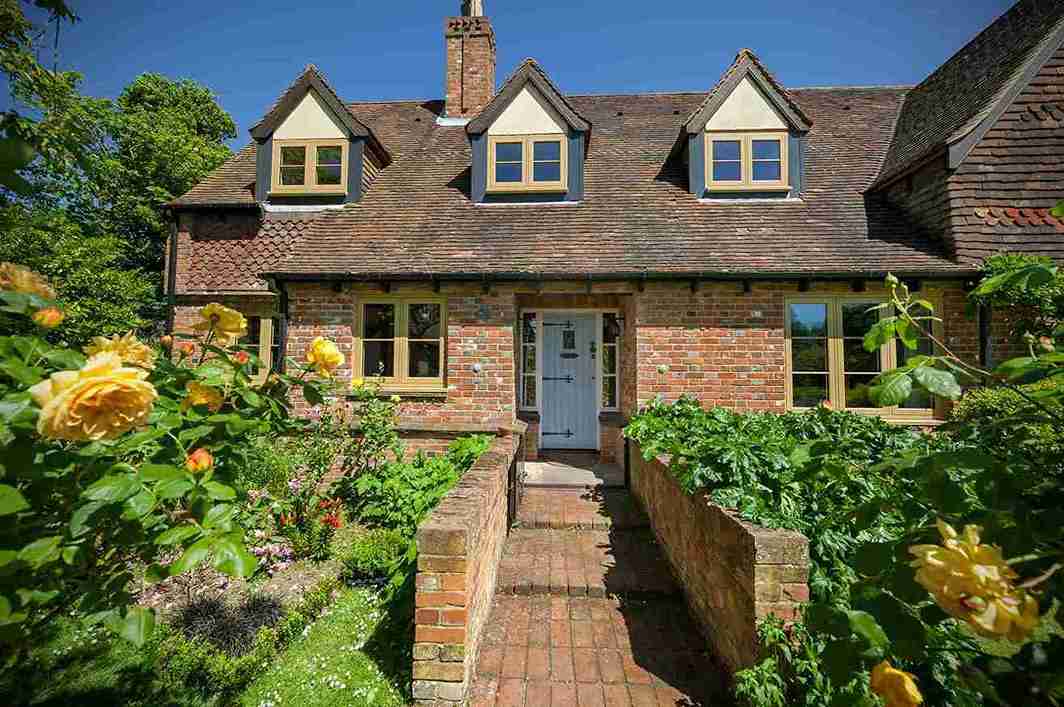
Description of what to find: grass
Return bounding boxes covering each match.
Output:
[239,587,410,707]
[1,584,412,707]
[0,616,214,707]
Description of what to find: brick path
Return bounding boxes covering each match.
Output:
[471,488,731,706]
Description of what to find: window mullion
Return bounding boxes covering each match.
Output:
[396,302,407,385]
[523,137,532,186]
[828,301,843,409]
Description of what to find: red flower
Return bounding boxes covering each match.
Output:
[233,350,250,365]
[322,512,343,529]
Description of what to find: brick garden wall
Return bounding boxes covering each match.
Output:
[413,430,523,705]
[629,444,810,673]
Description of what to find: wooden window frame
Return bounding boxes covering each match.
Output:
[487,134,568,193]
[270,138,348,196]
[244,316,280,383]
[353,296,447,393]
[705,131,789,192]
[784,294,942,422]
[519,312,540,411]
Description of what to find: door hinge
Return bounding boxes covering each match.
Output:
[543,375,575,383]
[542,429,575,437]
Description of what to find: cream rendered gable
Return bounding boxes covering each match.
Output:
[487,86,565,135]
[705,76,787,131]
[274,90,347,139]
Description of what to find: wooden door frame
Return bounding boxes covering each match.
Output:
[520,307,621,453]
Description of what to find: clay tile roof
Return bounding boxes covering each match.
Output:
[261,87,969,280]
[874,0,1064,187]
[169,144,258,208]
[466,59,591,134]
[684,48,812,134]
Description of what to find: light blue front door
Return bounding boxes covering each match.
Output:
[541,313,597,450]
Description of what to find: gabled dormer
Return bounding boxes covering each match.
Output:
[684,49,811,199]
[466,59,591,203]
[249,65,390,206]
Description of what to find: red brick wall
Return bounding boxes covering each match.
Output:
[414,432,521,704]
[444,16,496,120]
[631,445,809,672]
[630,280,981,412]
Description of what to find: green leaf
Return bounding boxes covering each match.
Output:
[104,606,155,646]
[170,537,212,574]
[154,525,200,546]
[18,536,61,568]
[973,263,1056,295]
[0,550,17,567]
[869,371,912,407]
[993,356,1038,382]
[203,481,236,500]
[302,381,325,406]
[895,319,919,351]
[177,425,214,445]
[0,484,29,516]
[847,610,889,652]
[155,478,194,500]
[202,503,235,530]
[69,501,106,538]
[211,536,258,578]
[144,563,168,584]
[0,359,42,386]
[1051,201,1064,219]
[863,319,896,352]
[40,348,86,370]
[139,463,184,482]
[122,488,156,518]
[83,474,141,503]
[911,366,962,399]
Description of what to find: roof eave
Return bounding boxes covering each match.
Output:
[466,59,591,135]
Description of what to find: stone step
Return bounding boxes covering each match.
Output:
[514,487,649,531]
[495,527,680,599]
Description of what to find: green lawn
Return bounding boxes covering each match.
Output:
[2,586,411,707]
[239,587,410,707]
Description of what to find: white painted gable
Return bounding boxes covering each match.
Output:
[705,76,787,131]
[273,90,347,140]
[487,86,565,136]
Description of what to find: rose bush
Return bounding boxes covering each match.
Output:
[0,262,339,656]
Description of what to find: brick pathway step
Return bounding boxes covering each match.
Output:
[516,488,649,531]
[496,528,679,599]
[470,595,731,707]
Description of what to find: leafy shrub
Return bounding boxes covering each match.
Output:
[970,252,1064,341]
[346,434,492,538]
[625,398,929,598]
[342,528,409,581]
[951,378,1064,461]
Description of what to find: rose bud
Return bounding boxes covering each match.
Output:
[233,350,250,365]
[159,335,173,350]
[185,448,214,473]
[32,307,65,329]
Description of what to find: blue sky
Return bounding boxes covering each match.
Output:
[8,0,1013,146]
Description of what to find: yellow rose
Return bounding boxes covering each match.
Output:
[0,262,56,300]
[181,381,224,413]
[870,661,923,707]
[84,332,157,369]
[352,378,364,388]
[29,352,157,442]
[306,337,344,378]
[32,307,65,329]
[910,520,1040,641]
[192,303,247,346]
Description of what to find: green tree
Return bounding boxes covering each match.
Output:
[0,203,155,342]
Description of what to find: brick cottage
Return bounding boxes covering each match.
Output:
[168,0,1064,461]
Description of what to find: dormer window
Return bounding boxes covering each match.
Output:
[270,139,349,195]
[487,135,567,192]
[706,132,788,190]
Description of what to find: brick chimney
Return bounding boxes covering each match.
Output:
[444,1,496,119]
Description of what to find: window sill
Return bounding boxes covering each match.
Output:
[268,189,348,197]
[348,388,448,399]
[486,184,568,194]
[706,184,791,193]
